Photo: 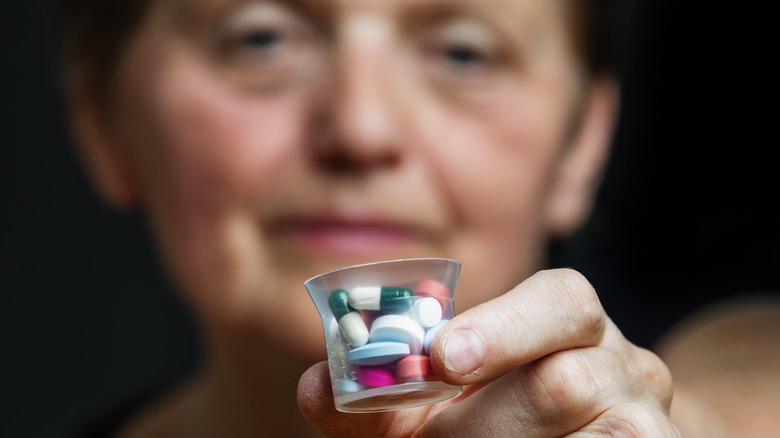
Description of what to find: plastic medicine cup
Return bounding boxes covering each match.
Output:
[304,258,463,413]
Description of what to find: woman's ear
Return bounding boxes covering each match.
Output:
[70,91,139,209]
[544,77,619,237]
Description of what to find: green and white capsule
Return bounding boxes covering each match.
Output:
[329,289,369,347]
[348,286,415,312]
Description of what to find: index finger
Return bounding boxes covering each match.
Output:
[429,268,607,384]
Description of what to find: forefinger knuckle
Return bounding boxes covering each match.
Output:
[630,346,675,410]
[537,268,606,339]
[514,351,603,424]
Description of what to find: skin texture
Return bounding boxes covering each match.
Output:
[68,0,688,436]
[657,296,780,437]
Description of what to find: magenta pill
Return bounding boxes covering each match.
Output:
[355,364,397,387]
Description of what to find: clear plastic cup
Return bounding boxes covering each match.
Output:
[304,258,462,413]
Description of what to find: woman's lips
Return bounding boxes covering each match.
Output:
[272,217,423,257]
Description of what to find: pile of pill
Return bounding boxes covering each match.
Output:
[329,278,451,390]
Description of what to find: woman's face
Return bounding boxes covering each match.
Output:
[95,0,596,360]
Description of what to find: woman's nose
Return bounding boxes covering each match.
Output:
[312,16,403,173]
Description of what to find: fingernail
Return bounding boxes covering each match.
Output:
[444,329,484,375]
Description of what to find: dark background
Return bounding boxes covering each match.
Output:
[1,1,778,437]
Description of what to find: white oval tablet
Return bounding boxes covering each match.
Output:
[369,315,425,355]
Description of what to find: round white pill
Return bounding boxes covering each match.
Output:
[423,320,449,355]
[369,315,425,355]
[410,297,442,328]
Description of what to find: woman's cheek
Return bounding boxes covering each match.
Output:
[151,55,303,206]
[123,52,308,319]
[421,89,569,311]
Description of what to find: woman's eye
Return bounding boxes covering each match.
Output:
[213,2,316,68]
[420,18,508,80]
[234,28,285,57]
[242,29,281,51]
[441,44,488,70]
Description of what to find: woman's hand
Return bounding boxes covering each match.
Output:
[298,268,678,437]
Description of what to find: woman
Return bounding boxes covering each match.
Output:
[54,0,778,436]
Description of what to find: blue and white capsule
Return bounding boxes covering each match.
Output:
[348,286,415,312]
[329,289,369,347]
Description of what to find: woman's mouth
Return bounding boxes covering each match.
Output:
[272,216,425,258]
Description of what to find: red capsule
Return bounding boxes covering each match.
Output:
[396,355,436,383]
[414,279,451,312]
[360,309,382,329]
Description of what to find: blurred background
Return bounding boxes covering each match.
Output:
[1,1,778,437]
